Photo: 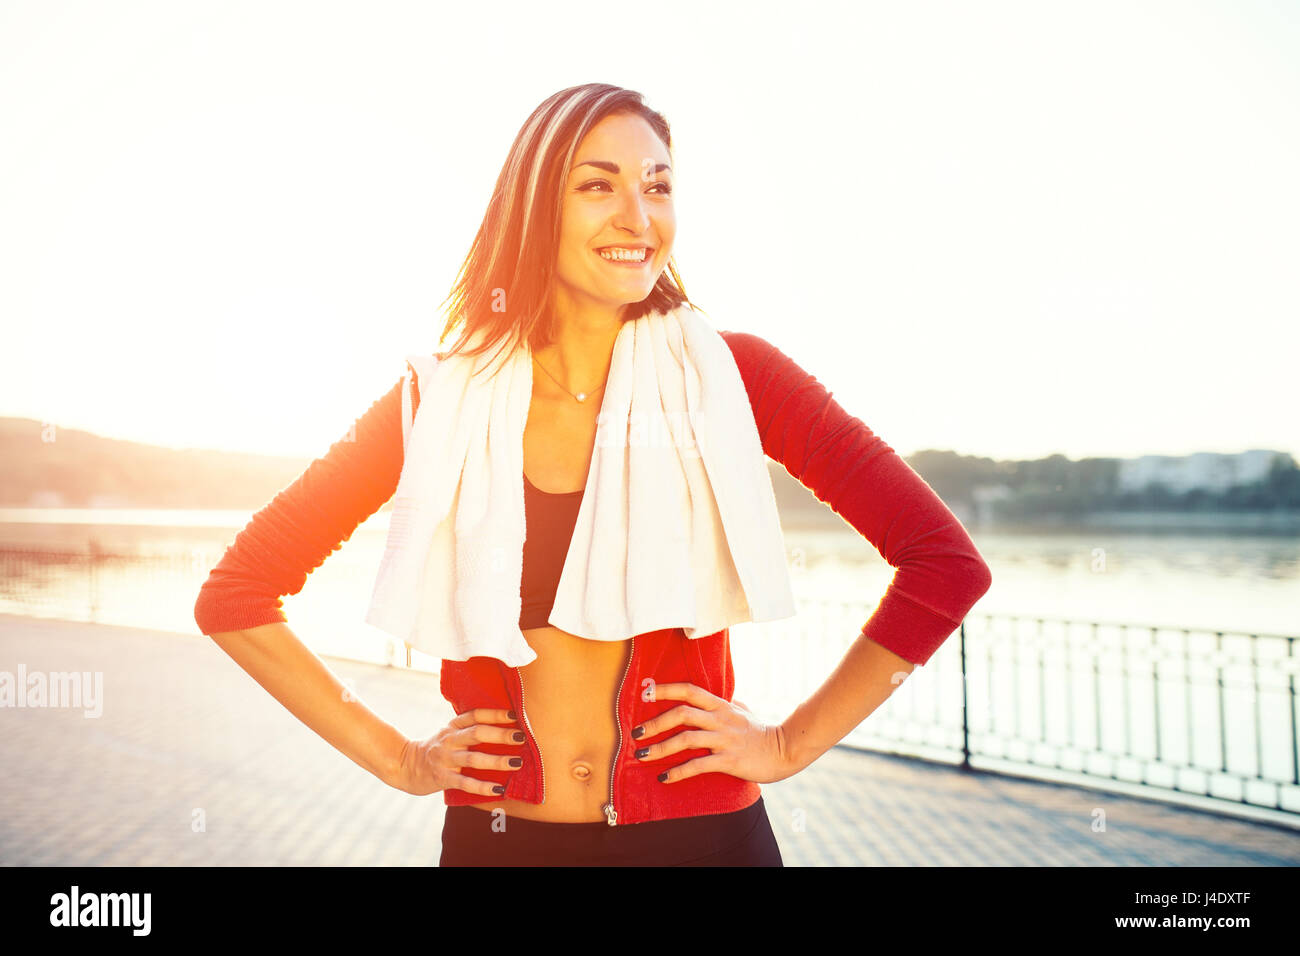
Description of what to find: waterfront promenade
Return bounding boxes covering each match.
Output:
[2,613,1298,867]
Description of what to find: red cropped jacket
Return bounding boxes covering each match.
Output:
[194,330,993,826]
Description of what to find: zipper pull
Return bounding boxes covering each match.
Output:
[603,802,617,826]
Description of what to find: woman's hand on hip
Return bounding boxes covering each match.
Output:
[391,707,524,797]
[630,682,800,785]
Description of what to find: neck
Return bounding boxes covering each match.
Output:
[535,294,625,395]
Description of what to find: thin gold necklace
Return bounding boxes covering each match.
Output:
[531,353,606,404]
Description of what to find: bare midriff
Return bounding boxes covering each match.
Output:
[462,623,631,823]
[461,367,633,823]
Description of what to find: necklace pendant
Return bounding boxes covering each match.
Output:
[575,392,587,402]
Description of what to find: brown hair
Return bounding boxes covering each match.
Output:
[433,83,696,378]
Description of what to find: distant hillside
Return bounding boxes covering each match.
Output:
[4,415,1297,532]
[906,447,1300,530]
[0,417,318,511]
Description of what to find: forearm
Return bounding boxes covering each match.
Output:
[778,632,916,772]
[207,621,408,787]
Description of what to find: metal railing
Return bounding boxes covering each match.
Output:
[2,546,1296,820]
[947,613,1299,817]
[730,599,1300,820]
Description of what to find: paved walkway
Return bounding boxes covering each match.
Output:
[2,613,1298,866]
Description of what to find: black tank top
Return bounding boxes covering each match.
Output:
[519,471,584,630]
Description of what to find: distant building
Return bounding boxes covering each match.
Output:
[1117,450,1282,494]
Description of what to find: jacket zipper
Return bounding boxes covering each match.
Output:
[603,636,635,826]
[515,666,546,803]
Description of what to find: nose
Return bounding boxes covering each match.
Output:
[612,186,651,236]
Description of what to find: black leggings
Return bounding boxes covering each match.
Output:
[439,796,783,867]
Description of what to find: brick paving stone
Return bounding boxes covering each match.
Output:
[3,612,1299,867]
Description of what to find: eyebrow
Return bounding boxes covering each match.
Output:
[572,160,671,176]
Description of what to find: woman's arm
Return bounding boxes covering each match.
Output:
[193,378,405,634]
[195,376,411,785]
[777,631,916,774]
[209,621,409,787]
[719,330,994,771]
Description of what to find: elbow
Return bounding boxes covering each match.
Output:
[193,563,229,637]
[974,556,993,599]
[193,583,286,638]
[960,554,994,615]
[193,582,237,638]
[193,587,217,637]
[940,549,993,622]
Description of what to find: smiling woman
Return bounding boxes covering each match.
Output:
[194,82,993,868]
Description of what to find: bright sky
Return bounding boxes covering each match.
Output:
[2,0,1296,463]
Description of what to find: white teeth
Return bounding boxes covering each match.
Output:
[598,247,647,261]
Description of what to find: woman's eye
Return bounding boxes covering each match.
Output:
[577,180,672,195]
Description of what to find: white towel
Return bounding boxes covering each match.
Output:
[364,302,796,667]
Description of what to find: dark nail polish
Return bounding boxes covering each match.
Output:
[492,785,505,794]
[509,757,522,768]
[507,710,518,720]
[657,772,668,783]
[513,731,525,743]
[631,726,644,739]
[634,747,649,759]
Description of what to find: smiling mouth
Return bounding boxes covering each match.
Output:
[595,246,653,264]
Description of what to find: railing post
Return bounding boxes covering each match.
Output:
[960,619,971,770]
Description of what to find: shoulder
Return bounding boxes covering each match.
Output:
[716,330,814,388]
[717,329,780,370]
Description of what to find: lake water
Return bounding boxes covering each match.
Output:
[3,508,1297,815]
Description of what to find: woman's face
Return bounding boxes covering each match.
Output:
[552,111,676,320]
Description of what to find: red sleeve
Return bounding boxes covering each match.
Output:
[719,330,993,666]
[192,378,407,635]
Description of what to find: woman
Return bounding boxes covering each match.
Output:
[195,83,993,867]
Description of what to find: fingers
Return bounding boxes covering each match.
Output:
[440,770,514,798]
[451,747,525,774]
[633,727,718,764]
[630,703,719,745]
[451,717,527,750]
[646,681,719,709]
[440,708,526,794]
[447,707,524,756]
[630,701,732,766]
[450,707,516,729]
[658,752,728,784]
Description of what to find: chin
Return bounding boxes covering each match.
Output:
[559,274,658,313]
[591,285,656,308]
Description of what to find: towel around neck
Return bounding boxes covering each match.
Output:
[365,303,796,666]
